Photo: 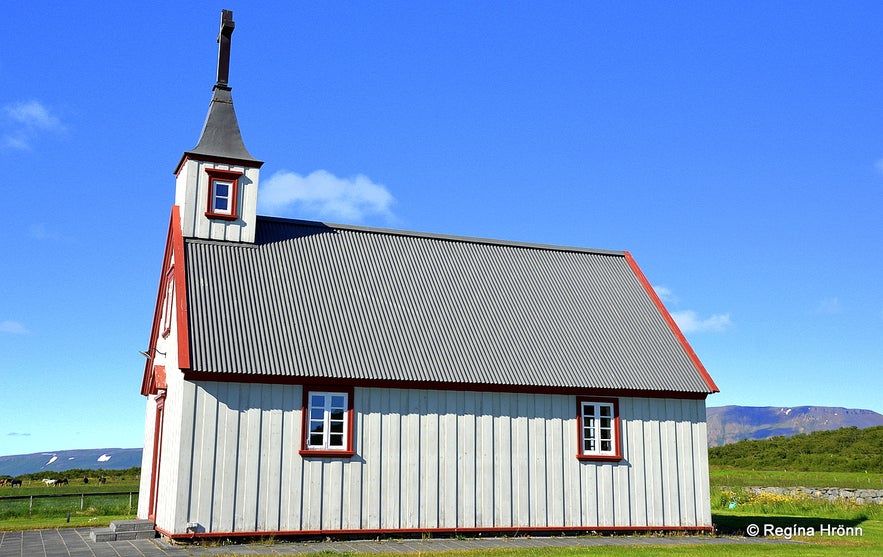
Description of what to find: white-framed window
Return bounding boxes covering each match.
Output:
[211,180,233,214]
[301,388,354,457]
[204,168,242,220]
[577,397,621,460]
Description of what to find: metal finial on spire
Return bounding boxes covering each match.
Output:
[216,10,235,89]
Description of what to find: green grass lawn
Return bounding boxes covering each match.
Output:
[711,468,883,490]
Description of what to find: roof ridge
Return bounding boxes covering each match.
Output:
[255,215,625,257]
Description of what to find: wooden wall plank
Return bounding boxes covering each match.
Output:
[457,391,476,528]
[420,391,440,528]
[494,394,513,527]
[438,391,458,527]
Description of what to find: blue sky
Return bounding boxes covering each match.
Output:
[2,2,881,456]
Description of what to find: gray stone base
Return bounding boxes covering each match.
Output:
[89,528,116,542]
[90,519,156,542]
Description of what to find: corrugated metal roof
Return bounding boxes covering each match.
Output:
[184,217,714,393]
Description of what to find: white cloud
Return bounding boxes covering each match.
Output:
[653,285,729,333]
[0,320,29,334]
[5,100,63,130]
[2,100,64,151]
[813,297,843,315]
[259,169,396,223]
[670,310,731,333]
[652,285,678,304]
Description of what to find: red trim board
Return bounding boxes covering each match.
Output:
[182,371,712,399]
[156,524,713,541]
[141,206,191,395]
[624,251,719,393]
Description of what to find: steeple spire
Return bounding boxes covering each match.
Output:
[174,9,263,244]
[178,9,261,169]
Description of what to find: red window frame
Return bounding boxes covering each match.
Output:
[204,168,242,220]
[576,396,622,461]
[299,386,355,458]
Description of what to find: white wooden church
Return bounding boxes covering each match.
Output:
[138,10,719,540]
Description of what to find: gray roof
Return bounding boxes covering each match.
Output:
[183,217,715,394]
[182,86,261,166]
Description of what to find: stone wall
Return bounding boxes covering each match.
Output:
[743,486,883,505]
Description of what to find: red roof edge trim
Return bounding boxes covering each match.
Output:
[170,206,191,370]
[140,207,191,396]
[140,210,176,395]
[624,251,719,394]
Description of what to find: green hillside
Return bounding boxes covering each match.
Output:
[709,425,883,472]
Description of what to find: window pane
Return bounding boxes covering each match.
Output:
[311,395,324,407]
[330,421,344,434]
[331,395,345,408]
[310,420,324,434]
[601,429,611,440]
[601,440,612,452]
[310,408,324,420]
[214,197,228,211]
[330,410,344,422]
[329,434,344,447]
[309,433,323,446]
[600,417,611,429]
[600,405,611,417]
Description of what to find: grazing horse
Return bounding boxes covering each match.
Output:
[83,477,89,484]
[56,477,69,486]
[97,476,107,485]
[10,479,22,487]
[0,479,6,486]
[42,478,57,486]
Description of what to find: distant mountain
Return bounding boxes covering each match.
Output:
[0,448,143,477]
[707,405,883,447]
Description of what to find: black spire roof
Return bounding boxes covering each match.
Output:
[179,10,262,170]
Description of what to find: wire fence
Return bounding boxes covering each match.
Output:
[0,491,138,519]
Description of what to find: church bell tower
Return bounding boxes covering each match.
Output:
[173,9,263,243]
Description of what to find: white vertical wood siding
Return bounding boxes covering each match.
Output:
[174,160,259,243]
[169,383,710,535]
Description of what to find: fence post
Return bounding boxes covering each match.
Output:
[81,493,85,510]
[29,495,33,515]
[128,492,133,509]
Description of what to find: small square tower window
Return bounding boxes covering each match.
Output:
[205,168,243,220]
